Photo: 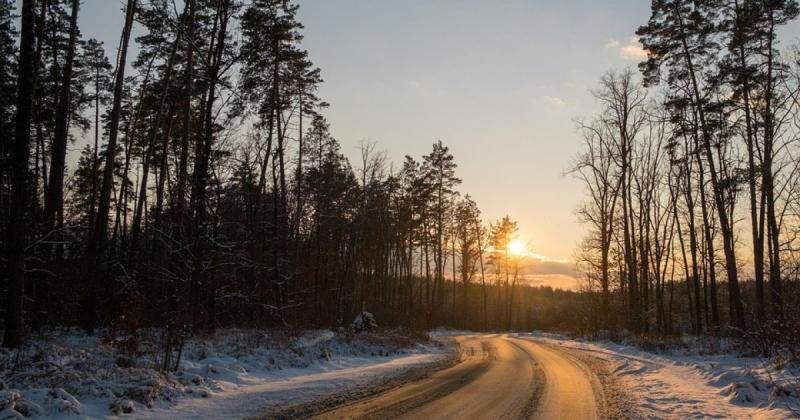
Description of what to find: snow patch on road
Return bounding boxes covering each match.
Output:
[518,332,800,419]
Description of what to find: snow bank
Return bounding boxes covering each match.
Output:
[0,328,448,419]
[428,327,476,337]
[518,331,800,419]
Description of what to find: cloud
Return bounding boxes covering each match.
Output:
[523,274,582,291]
[540,95,566,107]
[528,260,579,278]
[605,36,648,61]
[517,251,576,278]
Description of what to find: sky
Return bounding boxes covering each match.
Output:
[292,0,652,262]
[67,0,655,289]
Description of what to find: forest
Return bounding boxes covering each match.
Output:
[572,0,800,353]
[0,0,578,351]
[1,0,799,358]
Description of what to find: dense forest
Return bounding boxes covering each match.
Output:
[572,0,800,353]
[0,0,576,351]
[2,0,800,356]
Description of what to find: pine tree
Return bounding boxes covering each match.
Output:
[86,0,137,334]
[422,140,460,322]
[3,0,35,349]
[638,0,745,332]
[80,38,111,229]
[454,195,482,328]
[0,0,17,234]
[240,0,316,322]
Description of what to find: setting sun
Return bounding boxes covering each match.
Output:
[508,240,525,256]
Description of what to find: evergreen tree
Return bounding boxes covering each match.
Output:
[0,0,17,233]
[638,0,745,331]
[79,38,112,228]
[422,140,460,320]
[4,0,35,349]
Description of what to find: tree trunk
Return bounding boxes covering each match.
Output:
[43,0,79,262]
[129,31,182,259]
[675,7,745,331]
[3,0,36,349]
[191,0,231,330]
[85,0,137,334]
[175,0,195,242]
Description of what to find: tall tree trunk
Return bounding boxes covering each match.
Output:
[114,55,155,256]
[733,0,766,323]
[175,0,195,242]
[3,0,36,349]
[621,136,639,332]
[680,138,702,333]
[43,0,79,262]
[153,107,177,254]
[475,220,487,330]
[129,31,182,259]
[28,0,49,333]
[675,7,745,331]
[85,0,137,334]
[763,11,782,319]
[89,63,101,229]
[191,0,231,330]
[695,157,719,331]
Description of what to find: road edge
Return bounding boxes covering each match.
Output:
[534,339,644,419]
[250,338,461,419]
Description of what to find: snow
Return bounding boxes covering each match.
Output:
[137,348,442,419]
[0,328,449,419]
[428,327,475,337]
[351,311,378,333]
[6,327,796,419]
[518,331,800,419]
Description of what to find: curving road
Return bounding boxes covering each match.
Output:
[312,334,602,420]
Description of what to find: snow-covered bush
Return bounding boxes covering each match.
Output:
[351,311,378,332]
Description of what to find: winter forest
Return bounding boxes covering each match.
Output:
[0,0,579,353]
[572,0,800,350]
[4,0,800,418]
[1,0,800,403]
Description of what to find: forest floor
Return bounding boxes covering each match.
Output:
[0,328,451,419]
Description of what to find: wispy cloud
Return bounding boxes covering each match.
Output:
[524,274,582,290]
[540,95,566,107]
[605,36,648,61]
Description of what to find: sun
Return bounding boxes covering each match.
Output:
[508,240,525,256]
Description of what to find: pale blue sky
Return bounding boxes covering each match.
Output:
[69,1,799,264]
[294,0,651,261]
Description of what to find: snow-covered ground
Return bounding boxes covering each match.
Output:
[5,327,797,419]
[518,331,800,419]
[0,328,450,419]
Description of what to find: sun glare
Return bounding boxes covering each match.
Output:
[508,240,525,256]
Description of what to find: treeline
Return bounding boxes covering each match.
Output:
[0,0,557,350]
[572,0,800,346]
